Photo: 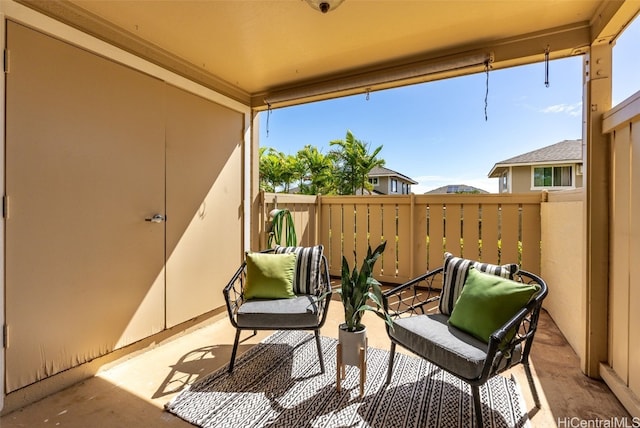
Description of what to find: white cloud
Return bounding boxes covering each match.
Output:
[540,102,582,117]
[412,175,499,194]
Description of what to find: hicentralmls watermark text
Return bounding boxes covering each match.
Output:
[557,417,640,428]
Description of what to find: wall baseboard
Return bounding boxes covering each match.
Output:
[1,307,226,415]
[600,362,640,419]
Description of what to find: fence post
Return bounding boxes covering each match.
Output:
[259,190,266,249]
[316,194,322,246]
[410,193,415,279]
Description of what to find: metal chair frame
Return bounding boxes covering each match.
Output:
[383,267,548,428]
[223,250,331,373]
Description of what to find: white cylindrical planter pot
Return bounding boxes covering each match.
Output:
[338,324,367,366]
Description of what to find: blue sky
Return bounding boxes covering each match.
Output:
[260,16,639,194]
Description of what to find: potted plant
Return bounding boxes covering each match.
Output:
[336,241,393,366]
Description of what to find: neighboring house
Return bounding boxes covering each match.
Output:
[488,139,583,194]
[426,184,489,194]
[367,166,418,195]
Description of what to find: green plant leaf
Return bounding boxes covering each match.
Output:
[268,209,297,247]
[338,241,393,331]
[365,291,384,308]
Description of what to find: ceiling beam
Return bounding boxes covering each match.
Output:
[253,50,495,110]
[590,0,638,45]
[251,23,592,110]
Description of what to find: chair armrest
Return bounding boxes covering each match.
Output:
[222,262,247,328]
[223,249,331,330]
[481,269,548,380]
[314,255,332,327]
[222,248,275,324]
[383,267,443,319]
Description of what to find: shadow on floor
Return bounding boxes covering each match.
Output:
[153,340,258,399]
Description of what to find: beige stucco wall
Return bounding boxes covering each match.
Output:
[373,176,412,194]
[511,164,583,193]
[1,7,251,410]
[376,176,390,193]
[541,190,586,366]
[511,166,532,193]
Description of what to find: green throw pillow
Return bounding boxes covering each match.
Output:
[244,252,297,300]
[448,267,540,343]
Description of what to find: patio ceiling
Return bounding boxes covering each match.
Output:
[19,0,638,108]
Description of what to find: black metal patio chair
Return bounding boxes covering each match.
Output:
[223,245,331,373]
[382,253,548,428]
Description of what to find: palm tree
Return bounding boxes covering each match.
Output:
[260,132,384,195]
[357,142,384,195]
[297,145,335,195]
[330,130,385,195]
[259,147,280,191]
[278,152,299,193]
[330,131,359,195]
[259,148,306,193]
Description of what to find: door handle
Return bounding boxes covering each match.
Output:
[145,214,166,223]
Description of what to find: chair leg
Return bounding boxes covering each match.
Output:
[523,362,541,408]
[472,384,483,428]
[228,329,241,373]
[385,342,396,385]
[314,329,325,374]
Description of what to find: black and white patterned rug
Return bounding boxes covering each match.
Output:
[165,330,529,428]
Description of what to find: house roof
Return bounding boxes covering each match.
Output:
[488,139,583,178]
[26,2,638,109]
[368,166,418,185]
[426,184,489,194]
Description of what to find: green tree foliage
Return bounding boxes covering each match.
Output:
[296,145,336,195]
[259,147,304,193]
[259,147,278,192]
[260,130,385,195]
[330,130,385,195]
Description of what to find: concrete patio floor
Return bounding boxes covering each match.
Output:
[0,301,630,427]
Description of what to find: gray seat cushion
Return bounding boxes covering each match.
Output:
[237,295,320,329]
[389,313,521,380]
